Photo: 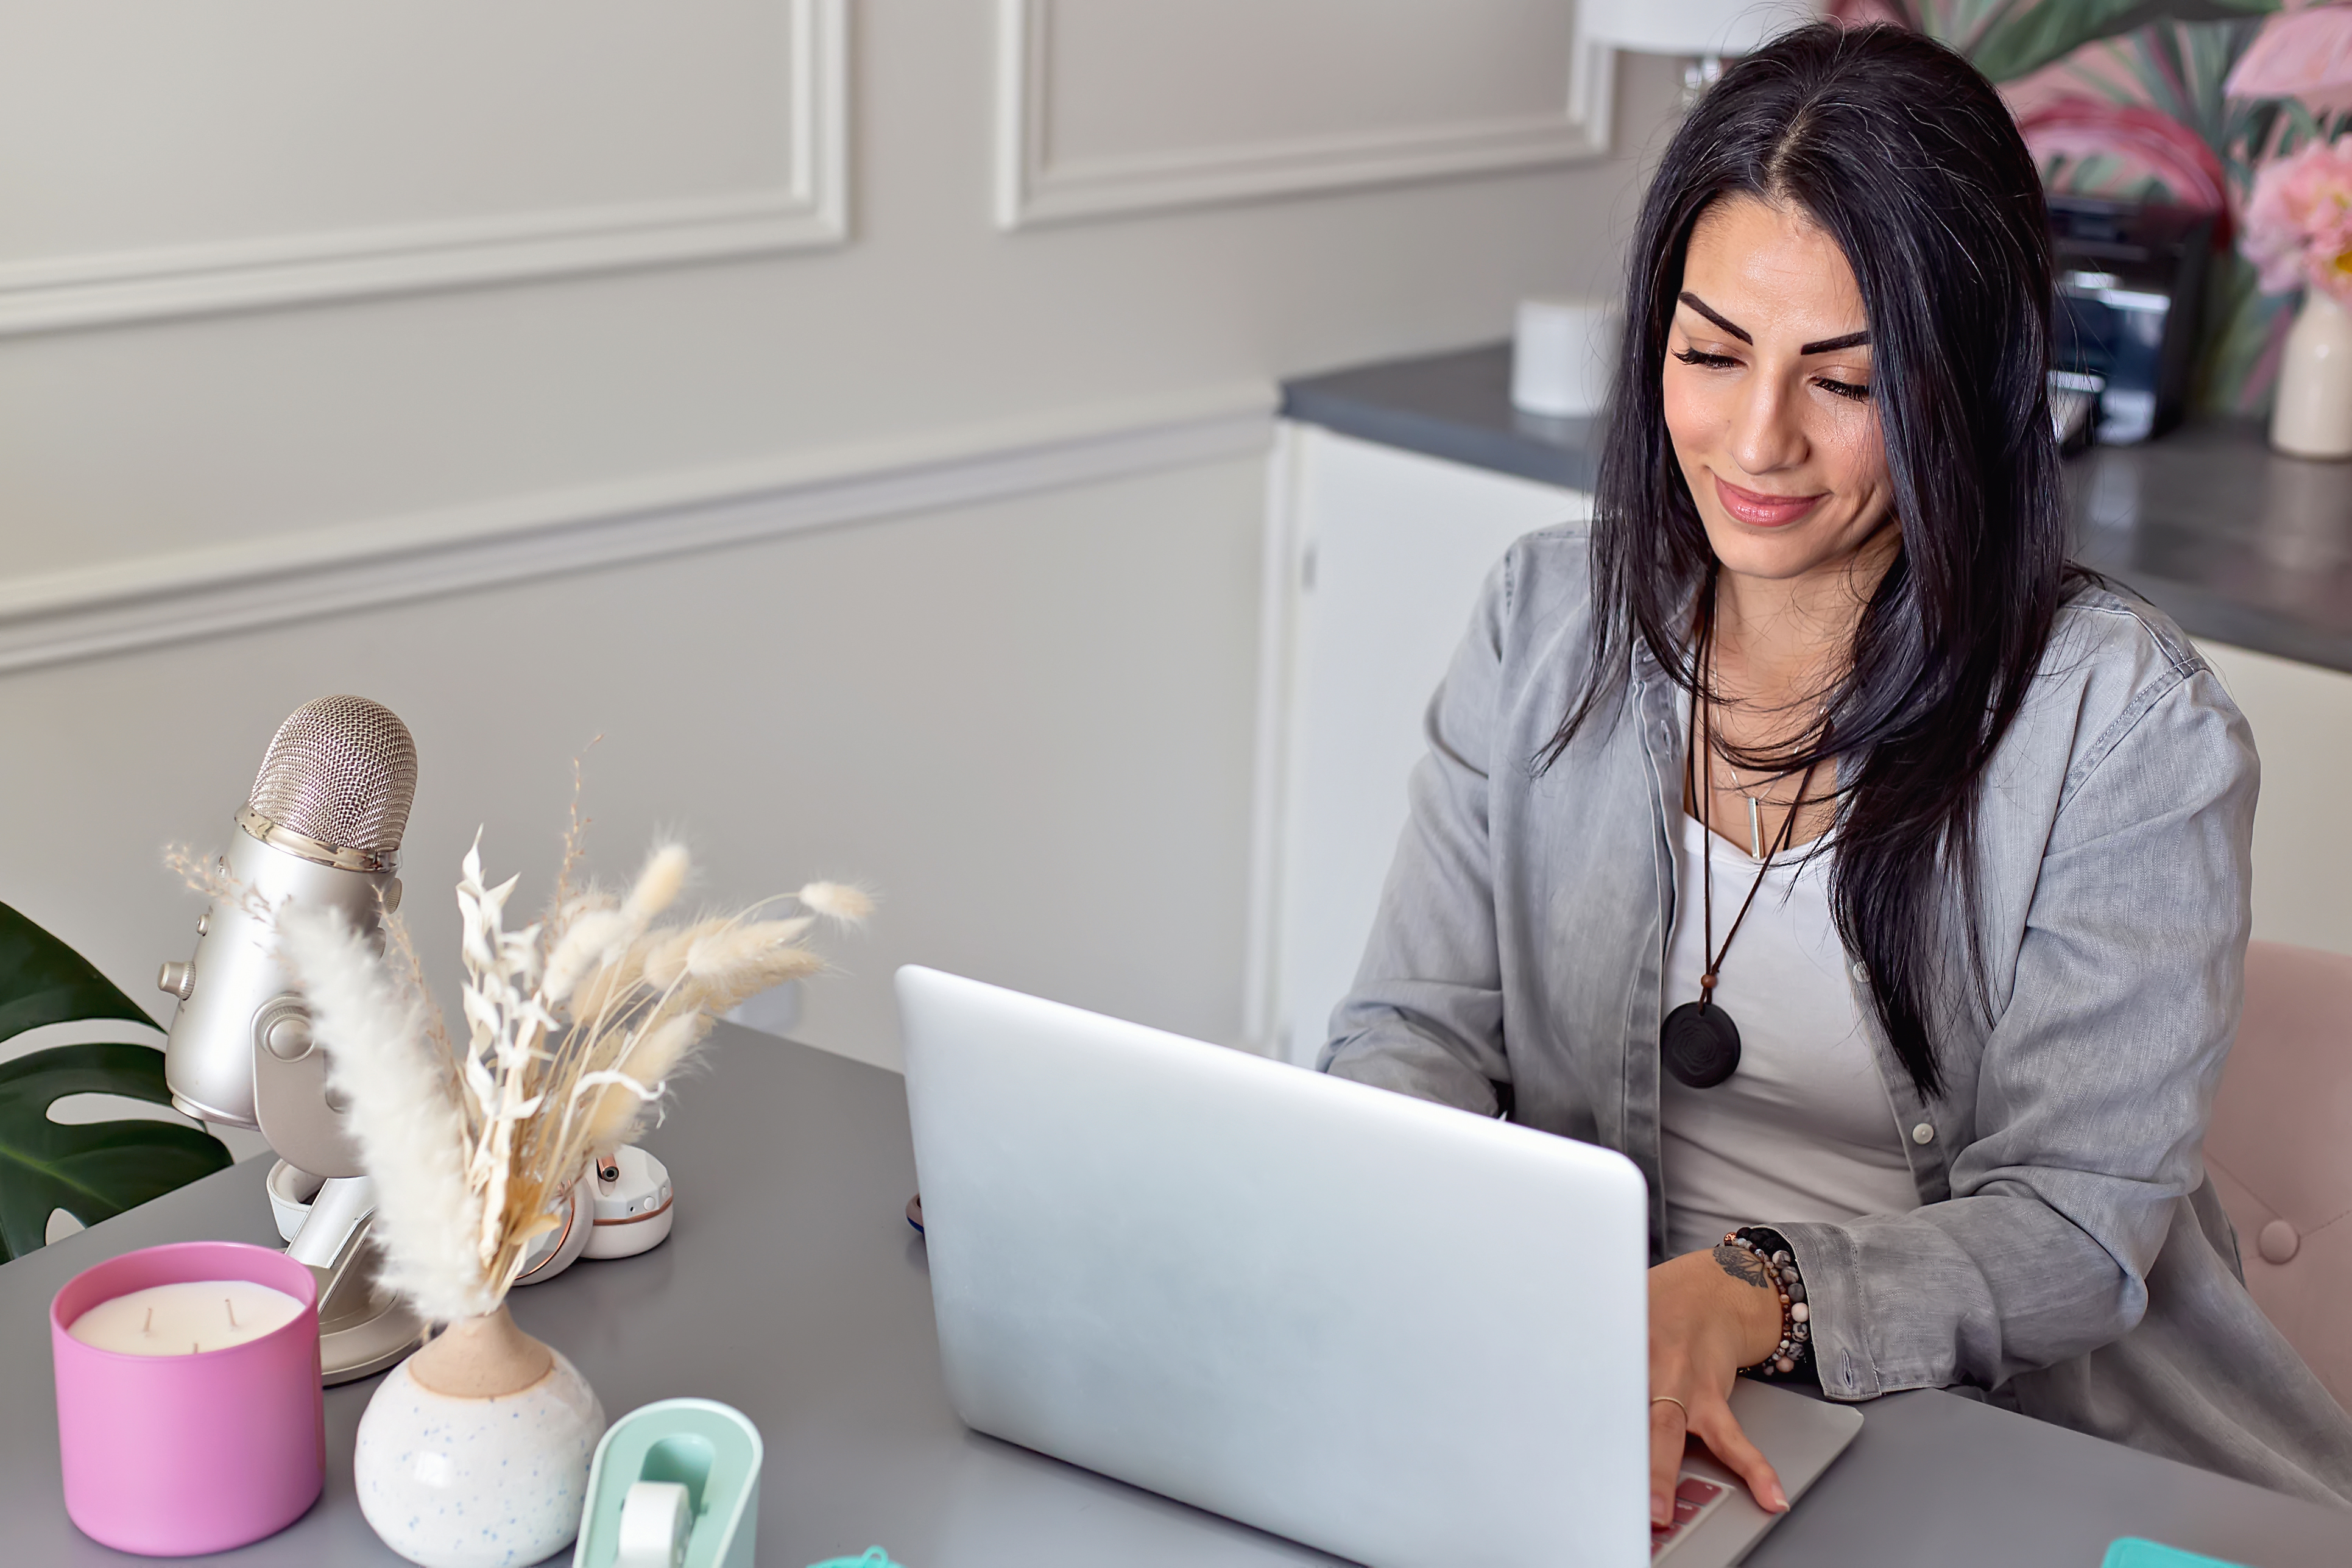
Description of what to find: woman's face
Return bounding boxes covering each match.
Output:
[1662,193,1896,593]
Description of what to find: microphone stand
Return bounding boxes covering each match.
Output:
[283,1176,423,1384]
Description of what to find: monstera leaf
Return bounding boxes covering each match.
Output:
[0,901,230,1261]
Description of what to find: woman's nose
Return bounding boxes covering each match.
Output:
[1726,374,1807,476]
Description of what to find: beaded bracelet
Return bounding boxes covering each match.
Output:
[1723,1227,1810,1377]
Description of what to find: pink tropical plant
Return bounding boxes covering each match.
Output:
[2227,3,2352,116]
[2241,137,2352,300]
[1829,1,2320,414]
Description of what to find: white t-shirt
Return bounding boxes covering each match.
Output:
[1658,808,1919,1259]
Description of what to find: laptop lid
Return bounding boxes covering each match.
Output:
[897,965,1653,1568]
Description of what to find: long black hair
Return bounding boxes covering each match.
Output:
[1543,23,2074,1098]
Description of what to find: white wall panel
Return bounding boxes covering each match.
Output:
[0,459,1268,1075]
[0,0,846,333]
[997,0,1611,226]
[0,4,1687,1081]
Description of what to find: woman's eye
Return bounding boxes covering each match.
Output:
[1814,376,1870,401]
[1673,347,1738,369]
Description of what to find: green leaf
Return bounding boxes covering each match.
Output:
[1966,0,2276,83]
[0,1044,231,1262]
[0,900,157,1047]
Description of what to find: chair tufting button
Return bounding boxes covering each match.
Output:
[2258,1218,2301,1266]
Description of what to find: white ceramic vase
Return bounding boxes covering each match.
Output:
[353,1308,606,1568]
[2272,288,2352,459]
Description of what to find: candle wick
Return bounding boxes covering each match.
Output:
[225,1297,239,1329]
[142,1307,154,1336]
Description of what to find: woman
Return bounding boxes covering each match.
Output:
[1321,22,2352,1527]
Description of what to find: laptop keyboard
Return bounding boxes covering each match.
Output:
[1650,1473,1728,1558]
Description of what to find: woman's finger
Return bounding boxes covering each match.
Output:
[1690,1399,1788,1514]
[1648,1398,1688,1526]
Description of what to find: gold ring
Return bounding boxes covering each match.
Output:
[1650,1395,1689,1419]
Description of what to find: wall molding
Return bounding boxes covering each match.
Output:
[0,0,849,337]
[0,385,1276,675]
[994,0,1614,230]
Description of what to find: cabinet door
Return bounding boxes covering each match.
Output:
[1251,423,1588,1065]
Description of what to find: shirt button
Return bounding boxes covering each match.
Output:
[1912,1123,1936,1145]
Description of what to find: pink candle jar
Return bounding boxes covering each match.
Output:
[50,1240,325,1556]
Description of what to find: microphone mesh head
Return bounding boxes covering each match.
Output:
[247,695,418,855]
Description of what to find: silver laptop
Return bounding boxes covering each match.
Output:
[897,966,1861,1567]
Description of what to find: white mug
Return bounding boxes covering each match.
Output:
[1513,298,1619,418]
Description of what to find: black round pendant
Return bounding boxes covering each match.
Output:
[1663,1000,1742,1088]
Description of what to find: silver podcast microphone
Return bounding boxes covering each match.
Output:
[160,694,417,1176]
[159,696,428,1382]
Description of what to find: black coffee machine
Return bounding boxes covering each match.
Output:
[2049,194,2216,447]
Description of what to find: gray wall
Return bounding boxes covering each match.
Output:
[0,6,1681,1072]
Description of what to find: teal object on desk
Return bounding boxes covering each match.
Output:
[573,1398,763,1568]
[807,1552,906,1568]
[2103,1539,2248,1568]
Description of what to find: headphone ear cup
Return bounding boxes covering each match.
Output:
[1662,1001,1741,1088]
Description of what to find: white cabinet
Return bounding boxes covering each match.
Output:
[1245,422,1589,1065]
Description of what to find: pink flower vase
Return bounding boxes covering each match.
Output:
[2244,138,2352,458]
[2275,290,2352,459]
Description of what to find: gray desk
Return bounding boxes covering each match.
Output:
[3,1029,2344,1566]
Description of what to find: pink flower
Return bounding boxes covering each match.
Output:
[2242,138,2352,304]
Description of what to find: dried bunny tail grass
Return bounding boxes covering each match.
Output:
[690,949,824,1018]
[278,905,496,1324]
[577,1012,714,1150]
[796,881,873,923]
[645,915,814,989]
[542,906,635,1006]
[625,843,691,921]
[641,916,739,991]
[565,931,659,1023]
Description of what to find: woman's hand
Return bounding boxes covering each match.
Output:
[1648,1244,1790,1527]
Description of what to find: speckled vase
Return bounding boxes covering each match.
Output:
[353,1308,606,1568]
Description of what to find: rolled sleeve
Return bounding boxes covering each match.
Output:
[1787,666,2256,1399]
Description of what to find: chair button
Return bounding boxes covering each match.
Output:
[2258,1218,2301,1266]
[1911,1123,1935,1145]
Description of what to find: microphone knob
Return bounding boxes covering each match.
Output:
[158,961,196,1001]
[261,1012,316,1062]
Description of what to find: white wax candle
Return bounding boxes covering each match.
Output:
[68,1279,305,1357]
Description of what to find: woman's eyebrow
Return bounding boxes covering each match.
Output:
[1676,291,1750,343]
[1677,291,1868,355]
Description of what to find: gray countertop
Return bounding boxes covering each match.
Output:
[4,1030,2346,1565]
[1282,344,2352,675]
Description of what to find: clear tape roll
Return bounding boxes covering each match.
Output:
[615,1480,692,1568]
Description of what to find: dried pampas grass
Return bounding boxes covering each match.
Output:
[272,819,866,1322]
[277,905,494,1323]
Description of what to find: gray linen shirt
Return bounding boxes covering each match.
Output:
[1321,524,2352,1506]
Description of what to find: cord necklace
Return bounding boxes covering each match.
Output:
[1662,593,1821,1090]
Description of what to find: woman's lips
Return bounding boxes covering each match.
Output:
[1712,473,1826,528]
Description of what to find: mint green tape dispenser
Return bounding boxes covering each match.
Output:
[2102,1540,2247,1568]
[573,1399,763,1568]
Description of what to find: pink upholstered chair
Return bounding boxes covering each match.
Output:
[2204,939,2352,1411]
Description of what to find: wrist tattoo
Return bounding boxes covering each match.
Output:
[1712,1242,1773,1290]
